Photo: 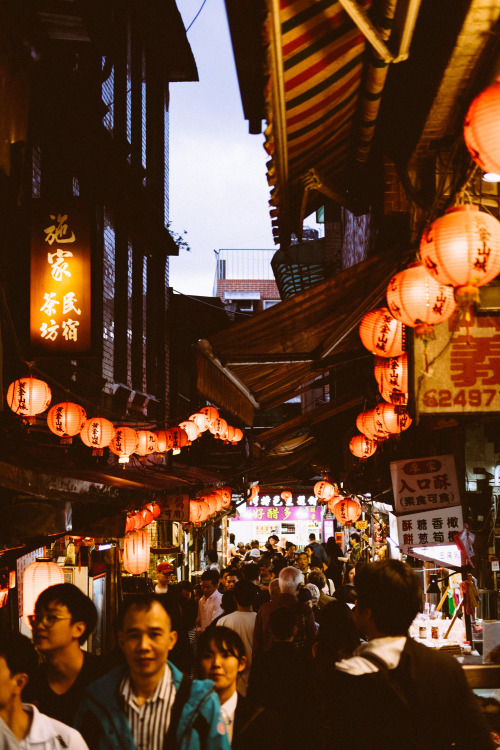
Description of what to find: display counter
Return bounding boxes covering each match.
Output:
[459,655,500,689]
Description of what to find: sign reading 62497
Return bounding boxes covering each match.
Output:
[414,315,500,416]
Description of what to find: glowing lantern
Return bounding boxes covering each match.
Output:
[47,402,87,444]
[209,418,228,439]
[333,497,362,525]
[327,495,343,513]
[420,205,500,298]
[281,490,292,502]
[178,420,201,445]
[224,425,235,444]
[23,559,64,628]
[7,377,51,424]
[80,417,115,456]
[132,512,144,530]
[232,428,244,444]
[356,410,390,441]
[135,430,158,457]
[374,355,408,406]
[464,78,500,176]
[200,406,219,426]
[147,502,161,519]
[154,430,169,453]
[349,434,377,459]
[166,426,188,455]
[359,308,405,357]
[373,403,412,434]
[189,501,202,524]
[125,514,136,534]
[139,506,154,527]
[122,530,150,575]
[386,262,456,335]
[314,481,336,501]
[109,426,138,464]
[198,501,210,523]
[206,494,218,515]
[220,487,232,508]
[189,412,210,432]
[249,485,259,500]
[213,492,223,513]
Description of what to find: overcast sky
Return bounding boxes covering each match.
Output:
[168,0,275,296]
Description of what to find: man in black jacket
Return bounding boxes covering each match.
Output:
[318,560,494,750]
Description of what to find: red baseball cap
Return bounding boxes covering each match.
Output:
[157,562,173,573]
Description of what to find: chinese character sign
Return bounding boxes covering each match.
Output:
[247,493,317,508]
[397,506,464,554]
[157,495,189,522]
[415,314,500,415]
[390,454,460,515]
[30,201,91,354]
[236,505,322,522]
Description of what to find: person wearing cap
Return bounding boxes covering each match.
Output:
[247,549,261,562]
[155,561,174,595]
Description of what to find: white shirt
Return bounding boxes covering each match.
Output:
[217,611,257,696]
[198,589,224,631]
[336,636,407,676]
[119,664,176,750]
[7,705,89,750]
[220,691,238,744]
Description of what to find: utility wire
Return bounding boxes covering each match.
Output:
[186,0,209,32]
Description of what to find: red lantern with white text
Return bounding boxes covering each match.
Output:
[420,205,500,298]
[349,435,377,459]
[386,262,456,335]
[333,498,362,525]
[7,377,52,424]
[464,78,500,176]
[123,530,150,575]
[47,402,86,444]
[359,308,405,357]
[109,426,138,464]
[80,417,114,456]
[23,559,64,628]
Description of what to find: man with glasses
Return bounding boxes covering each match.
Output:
[24,583,104,727]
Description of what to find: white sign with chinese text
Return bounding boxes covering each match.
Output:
[390,454,460,515]
[397,506,463,554]
[414,314,500,415]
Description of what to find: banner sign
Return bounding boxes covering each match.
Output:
[397,505,463,554]
[31,200,92,354]
[414,314,500,416]
[409,545,462,568]
[236,505,322,522]
[157,494,189,522]
[247,493,317,508]
[390,454,460,515]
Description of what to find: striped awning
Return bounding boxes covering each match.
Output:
[265,0,372,244]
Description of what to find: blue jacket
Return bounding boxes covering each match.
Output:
[73,661,230,750]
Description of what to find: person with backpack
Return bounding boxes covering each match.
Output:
[74,594,229,749]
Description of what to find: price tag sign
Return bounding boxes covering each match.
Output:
[491,558,499,572]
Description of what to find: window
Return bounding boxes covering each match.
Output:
[263,299,279,309]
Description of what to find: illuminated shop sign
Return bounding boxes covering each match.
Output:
[30,201,91,354]
[390,454,461,515]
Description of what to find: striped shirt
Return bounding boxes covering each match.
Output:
[119,665,176,750]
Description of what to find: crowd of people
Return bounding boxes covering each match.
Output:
[0,532,495,749]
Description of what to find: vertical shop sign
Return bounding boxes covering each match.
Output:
[390,455,461,515]
[30,201,91,354]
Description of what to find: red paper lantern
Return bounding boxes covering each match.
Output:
[373,403,412,434]
[281,490,292,502]
[314,481,336,501]
[165,426,188,455]
[374,355,408,406]
[464,78,500,176]
[356,410,389,441]
[189,501,202,524]
[359,308,405,357]
[224,425,235,444]
[206,494,218,515]
[219,487,232,508]
[135,430,158,457]
[123,530,150,575]
[47,401,87,444]
[349,434,377,458]
[109,426,138,464]
[386,262,456,335]
[200,406,219,426]
[147,502,161,519]
[23,559,65,628]
[420,205,500,296]
[179,420,201,445]
[333,497,362,525]
[327,495,343,513]
[125,514,136,534]
[7,377,52,423]
[232,428,244,444]
[140,506,154,527]
[209,418,228,439]
[80,417,115,455]
[189,412,210,432]
[154,430,169,453]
